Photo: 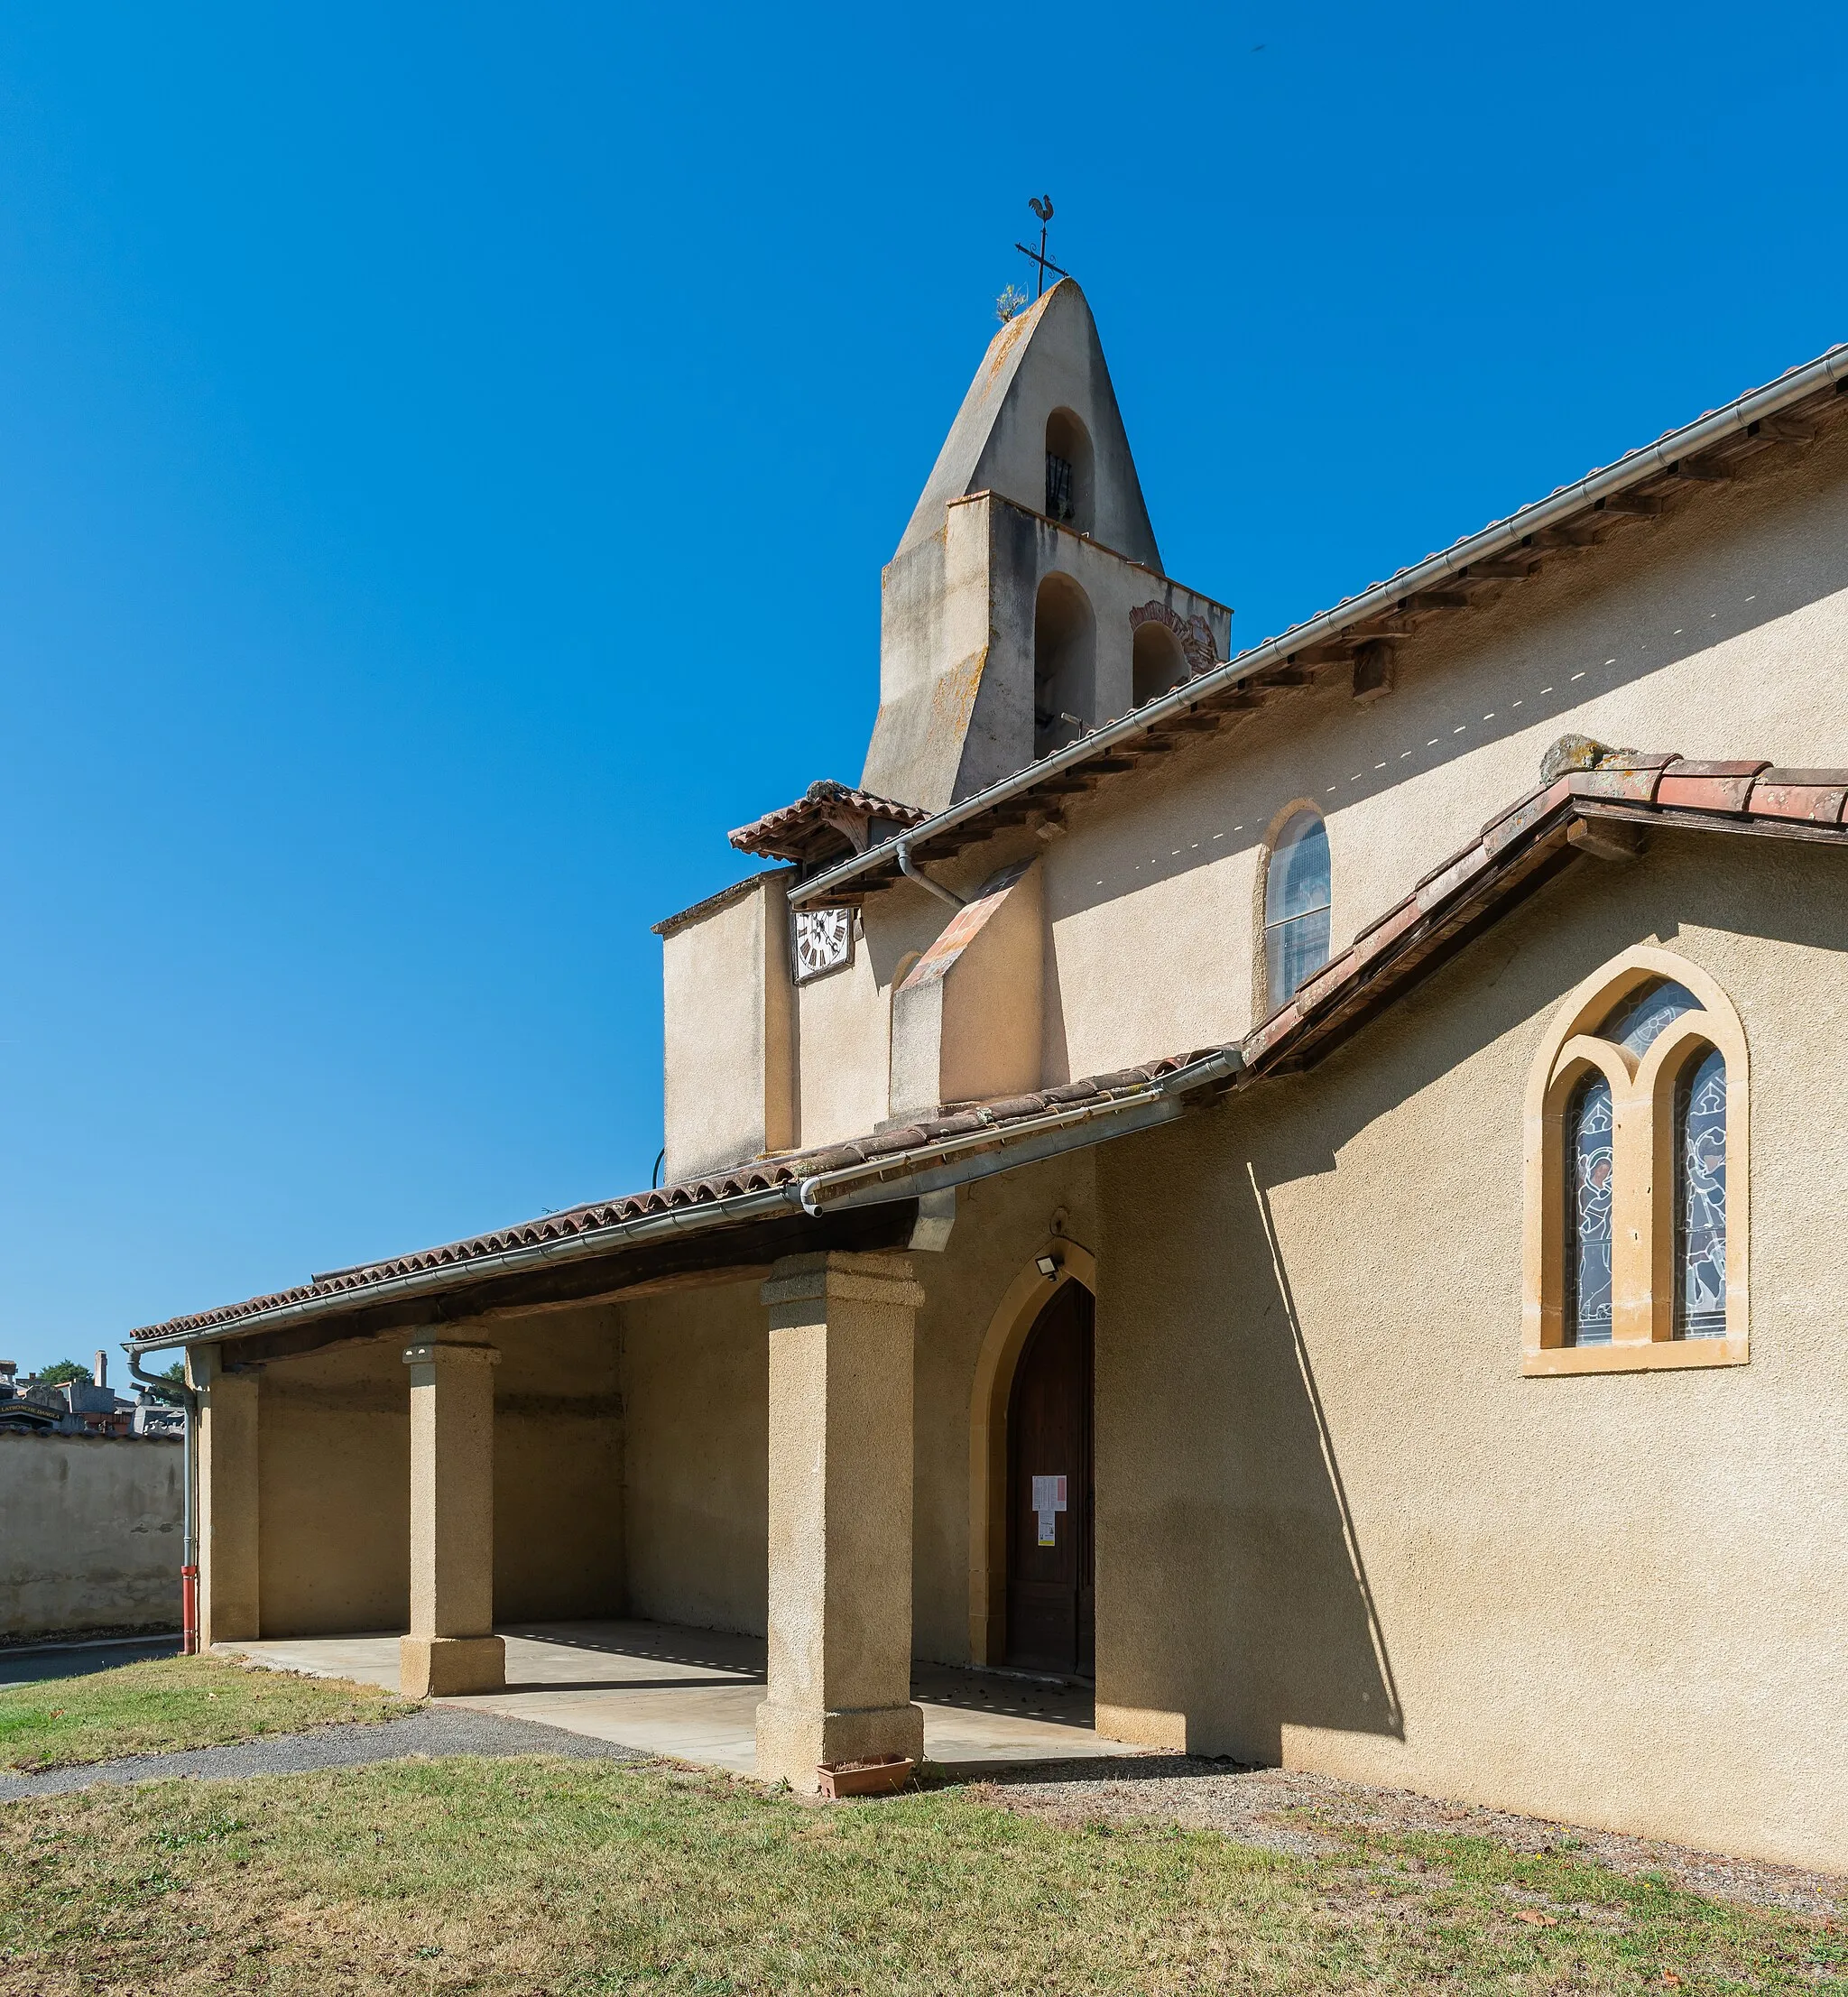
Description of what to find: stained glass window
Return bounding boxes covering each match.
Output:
[1565,1071,1614,1345]
[1674,1047,1728,1337]
[1264,812,1332,1012]
[1600,977,1700,1058]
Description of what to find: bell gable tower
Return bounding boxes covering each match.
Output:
[861,280,1229,812]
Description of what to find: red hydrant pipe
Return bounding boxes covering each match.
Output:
[126,1346,199,1654]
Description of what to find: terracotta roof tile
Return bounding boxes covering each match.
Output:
[1351,895,1426,967]
[1293,949,1359,1015]
[1415,844,1493,912]
[1749,774,1848,823]
[1655,758,1771,812]
[1566,765,1664,804]
[132,742,1848,1349]
[728,781,926,866]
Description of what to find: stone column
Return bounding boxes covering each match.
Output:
[400,1339,504,1698]
[755,1252,926,1790]
[193,1348,260,1648]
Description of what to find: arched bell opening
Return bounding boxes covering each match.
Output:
[1034,572,1096,760]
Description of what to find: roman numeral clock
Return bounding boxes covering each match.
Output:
[793,907,854,982]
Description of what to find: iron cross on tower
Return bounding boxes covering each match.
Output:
[1015,195,1068,298]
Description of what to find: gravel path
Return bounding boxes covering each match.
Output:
[0,1706,642,1803]
[975,1755,1848,1919]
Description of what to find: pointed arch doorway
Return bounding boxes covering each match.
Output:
[1005,1281,1095,1677]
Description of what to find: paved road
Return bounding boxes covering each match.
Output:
[0,1635,180,1689]
[0,1706,642,1804]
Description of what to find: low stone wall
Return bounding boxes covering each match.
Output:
[0,1433,184,1638]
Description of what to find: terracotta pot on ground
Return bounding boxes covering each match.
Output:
[816,1755,916,1799]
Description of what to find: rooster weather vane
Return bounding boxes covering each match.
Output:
[1016,195,1067,299]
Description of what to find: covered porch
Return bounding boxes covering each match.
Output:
[178,1171,1143,1791]
[222,1618,1124,1776]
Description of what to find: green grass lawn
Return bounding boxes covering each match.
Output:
[0,1654,413,1771]
[2,1754,1843,1995]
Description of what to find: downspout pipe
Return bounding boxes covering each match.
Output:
[126,1347,199,1656]
[895,837,966,910]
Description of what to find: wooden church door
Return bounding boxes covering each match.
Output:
[1005,1282,1095,1677]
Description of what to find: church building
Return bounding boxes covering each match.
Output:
[132,282,1848,1872]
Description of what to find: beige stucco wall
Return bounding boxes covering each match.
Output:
[618,1280,769,1634]
[1093,829,1848,1871]
[257,1337,411,1636]
[0,1433,184,1636]
[492,1306,624,1624]
[253,1309,622,1638]
[796,930,891,1151]
[661,875,794,1183]
[797,882,951,1151]
[890,862,1044,1120]
[820,426,1848,1109]
[609,1151,1099,1662]
[1040,422,1848,1077]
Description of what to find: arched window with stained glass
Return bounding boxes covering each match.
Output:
[1565,1071,1614,1346]
[1262,809,1332,1013]
[1603,977,1700,1057]
[1674,1046,1728,1338]
[1524,949,1747,1375]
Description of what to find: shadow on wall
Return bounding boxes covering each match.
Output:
[1243,1159,1403,1746]
[1058,458,1848,920]
[1100,825,1848,1764]
[1264,821,1848,1180]
[1098,1127,1404,1762]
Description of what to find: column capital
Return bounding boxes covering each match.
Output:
[402,1340,502,1368]
[761,1252,924,1314]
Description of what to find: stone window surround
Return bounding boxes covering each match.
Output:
[1251,796,1333,1030]
[1521,944,1750,1376]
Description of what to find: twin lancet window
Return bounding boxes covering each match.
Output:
[1525,951,1748,1375]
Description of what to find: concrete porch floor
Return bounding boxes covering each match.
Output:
[222,1620,1133,1778]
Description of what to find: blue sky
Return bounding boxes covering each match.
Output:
[3,3,1845,1371]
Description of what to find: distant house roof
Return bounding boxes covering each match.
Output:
[727,781,927,867]
[128,742,1848,1353]
[790,343,1848,910]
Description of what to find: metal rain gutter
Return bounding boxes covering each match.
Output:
[128,1182,810,1351]
[791,343,1848,911]
[797,1047,1244,1214]
[132,1049,1244,1353]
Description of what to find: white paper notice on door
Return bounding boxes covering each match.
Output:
[1031,1474,1068,1547]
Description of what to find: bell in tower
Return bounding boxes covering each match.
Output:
[861,279,1231,811]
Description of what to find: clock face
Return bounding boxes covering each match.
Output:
[794,907,853,982]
